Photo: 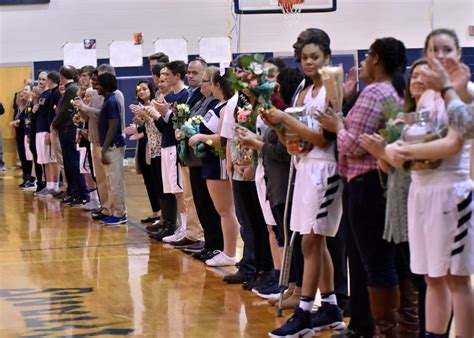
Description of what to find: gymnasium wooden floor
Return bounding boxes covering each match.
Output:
[0,167,346,338]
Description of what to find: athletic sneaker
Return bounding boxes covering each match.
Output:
[268,307,314,338]
[69,197,88,207]
[81,199,101,211]
[177,240,204,252]
[145,221,162,233]
[102,216,128,226]
[34,187,50,197]
[170,237,197,247]
[61,195,74,204]
[21,181,36,191]
[310,302,345,332]
[205,251,238,267]
[91,212,109,221]
[255,281,281,300]
[162,226,186,243]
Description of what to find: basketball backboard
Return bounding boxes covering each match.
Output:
[234,0,336,14]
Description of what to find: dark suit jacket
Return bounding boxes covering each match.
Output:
[52,82,79,130]
[186,87,204,109]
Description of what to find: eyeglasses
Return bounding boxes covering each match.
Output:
[364,51,375,58]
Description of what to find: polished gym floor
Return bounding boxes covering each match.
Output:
[0,168,345,337]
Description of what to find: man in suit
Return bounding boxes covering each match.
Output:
[52,65,89,206]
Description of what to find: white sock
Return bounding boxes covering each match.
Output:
[180,213,187,230]
[90,189,99,202]
[47,182,53,190]
[53,182,59,191]
[321,292,338,306]
[299,296,314,312]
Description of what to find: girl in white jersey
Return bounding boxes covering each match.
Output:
[266,34,344,338]
[387,29,473,338]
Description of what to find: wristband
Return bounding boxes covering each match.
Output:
[441,85,454,99]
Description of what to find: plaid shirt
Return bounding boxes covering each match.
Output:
[338,82,402,181]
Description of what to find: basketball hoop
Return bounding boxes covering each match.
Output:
[278,0,304,27]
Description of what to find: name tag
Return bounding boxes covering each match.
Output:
[202,109,219,133]
[39,98,46,105]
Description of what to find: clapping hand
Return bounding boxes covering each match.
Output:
[124,124,138,135]
[152,98,170,116]
[343,66,358,100]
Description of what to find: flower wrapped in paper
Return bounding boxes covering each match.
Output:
[179,116,206,159]
[229,53,278,114]
[319,65,344,113]
[172,103,191,130]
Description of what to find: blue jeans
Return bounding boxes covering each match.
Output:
[58,126,88,200]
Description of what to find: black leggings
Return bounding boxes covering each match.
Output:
[137,139,160,213]
[15,128,31,182]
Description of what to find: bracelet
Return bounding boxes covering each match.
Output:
[441,85,454,99]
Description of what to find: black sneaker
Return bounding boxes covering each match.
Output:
[242,270,273,291]
[311,302,345,332]
[269,307,314,338]
[170,238,198,247]
[145,222,163,233]
[61,195,74,204]
[91,212,110,221]
[18,181,28,188]
[35,182,46,193]
[53,190,66,199]
[141,216,160,224]
[223,270,253,284]
[191,249,210,260]
[150,222,176,241]
[69,197,88,207]
[21,181,37,191]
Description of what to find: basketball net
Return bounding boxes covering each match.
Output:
[278,0,304,27]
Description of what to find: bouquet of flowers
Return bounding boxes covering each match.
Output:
[172,103,190,130]
[319,65,344,113]
[229,53,277,113]
[378,98,405,144]
[179,115,206,158]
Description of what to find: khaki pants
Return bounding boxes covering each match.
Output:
[51,131,66,190]
[182,166,203,241]
[103,146,126,217]
[91,144,112,216]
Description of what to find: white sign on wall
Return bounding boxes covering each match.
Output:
[109,41,143,67]
[154,38,188,63]
[199,37,232,64]
[63,42,97,68]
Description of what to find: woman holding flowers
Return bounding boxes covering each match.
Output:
[268,33,345,337]
[189,67,240,267]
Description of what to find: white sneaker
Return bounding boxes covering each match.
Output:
[81,199,101,211]
[205,251,238,267]
[162,226,186,243]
